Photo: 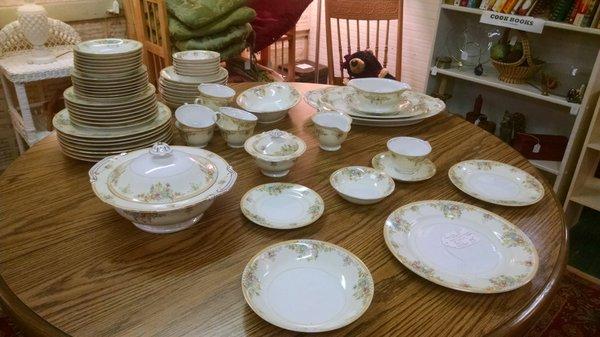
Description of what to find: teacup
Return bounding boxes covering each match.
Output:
[386,137,431,174]
[311,111,352,151]
[216,107,258,148]
[195,84,236,111]
[347,78,411,113]
[174,104,218,148]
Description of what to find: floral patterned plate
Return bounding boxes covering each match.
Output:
[303,88,445,127]
[448,160,544,206]
[241,183,324,229]
[384,200,538,293]
[241,240,374,332]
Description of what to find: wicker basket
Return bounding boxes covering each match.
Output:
[491,29,542,84]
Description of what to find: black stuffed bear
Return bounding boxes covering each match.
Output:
[342,49,396,80]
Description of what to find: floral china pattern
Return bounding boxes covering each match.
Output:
[448,160,544,206]
[241,184,324,229]
[384,200,538,293]
[242,240,373,306]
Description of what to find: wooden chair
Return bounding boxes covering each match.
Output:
[258,28,296,81]
[125,0,171,86]
[324,0,403,85]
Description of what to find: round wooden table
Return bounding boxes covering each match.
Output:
[0,83,567,337]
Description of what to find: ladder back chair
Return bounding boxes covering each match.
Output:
[258,27,297,81]
[128,0,172,86]
[324,0,403,85]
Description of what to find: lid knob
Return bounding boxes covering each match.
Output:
[268,129,285,139]
[149,142,172,157]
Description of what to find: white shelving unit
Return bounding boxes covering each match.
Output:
[426,1,600,199]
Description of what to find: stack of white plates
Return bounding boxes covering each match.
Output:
[304,86,446,127]
[159,50,228,110]
[55,38,173,162]
[172,50,220,76]
[53,103,173,162]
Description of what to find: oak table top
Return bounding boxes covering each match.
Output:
[0,82,567,337]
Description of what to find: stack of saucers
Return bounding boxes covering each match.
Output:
[159,50,228,110]
[53,38,173,162]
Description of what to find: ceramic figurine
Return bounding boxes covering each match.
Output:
[474,63,483,76]
[466,94,483,123]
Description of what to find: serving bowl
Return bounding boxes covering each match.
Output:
[244,129,306,177]
[89,142,237,234]
[330,166,395,204]
[216,107,258,148]
[311,111,352,151]
[236,83,301,123]
[175,104,218,147]
[347,78,411,113]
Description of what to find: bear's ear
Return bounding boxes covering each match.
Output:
[365,48,375,55]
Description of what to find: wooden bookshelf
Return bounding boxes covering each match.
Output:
[427,1,600,199]
[440,4,600,36]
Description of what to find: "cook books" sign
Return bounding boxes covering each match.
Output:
[480,11,545,34]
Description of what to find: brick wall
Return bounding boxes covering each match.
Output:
[0,16,127,171]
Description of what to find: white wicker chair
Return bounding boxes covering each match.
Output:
[0,18,81,57]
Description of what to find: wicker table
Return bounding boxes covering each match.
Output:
[0,45,73,153]
[0,82,567,336]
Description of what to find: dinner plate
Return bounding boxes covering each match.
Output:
[63,85,155,106]
[241,183,324,229]
[70,112,157,129]
[161,66,228,84]
[58,134,173,162]
[241,239,374,332]
[384,200,538,293]
[53,102,171,139]
[57,122,172,145]
[68,104,158,120]
[448,160,545,206]
[58,128,172,150]
[58,132,172,155]
[73,38,142,56]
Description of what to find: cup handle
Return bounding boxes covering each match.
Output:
[194,97,204,104]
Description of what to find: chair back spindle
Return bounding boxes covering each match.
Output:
[324,0,403,84]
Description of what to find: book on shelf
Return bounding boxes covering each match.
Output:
[550,0,574,22]
[460,0,469,6]
[511,0,527,13]
[573,0,590,25]
[517,0,537,15]
[567,0,583,23]
[592,0,600,26]
[493,0,508,11]
[581,0,599,26]
[502,0,519,12]
[480,0,493,9]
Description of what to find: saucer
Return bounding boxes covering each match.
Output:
[372,152,436,182]
[241,183,324,229]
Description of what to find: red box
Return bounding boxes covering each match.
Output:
[511,133,568,161]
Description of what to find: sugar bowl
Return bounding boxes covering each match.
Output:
[244,129,306,177]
